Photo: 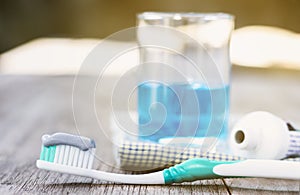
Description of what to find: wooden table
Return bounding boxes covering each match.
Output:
[0,66,299,194]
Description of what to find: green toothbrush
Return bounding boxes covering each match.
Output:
[36,133,300,184]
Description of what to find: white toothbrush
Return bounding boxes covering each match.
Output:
[36,133,300,184]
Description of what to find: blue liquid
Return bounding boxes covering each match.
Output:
[138,82,229,142]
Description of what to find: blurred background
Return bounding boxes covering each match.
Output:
[1,0,300,74]
[1,0,300,52]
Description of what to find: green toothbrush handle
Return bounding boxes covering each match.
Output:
[163,158,236,184]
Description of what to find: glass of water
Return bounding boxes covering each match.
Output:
[136,12,234,148]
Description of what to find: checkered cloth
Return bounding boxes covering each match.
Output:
[116,141,300,171]
[287,131,300,156]
[117,141,245,170]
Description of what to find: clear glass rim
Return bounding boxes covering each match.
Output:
[137,12,234,20]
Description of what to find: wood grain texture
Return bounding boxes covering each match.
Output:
[0,66,300,194]
[224,178,299,194]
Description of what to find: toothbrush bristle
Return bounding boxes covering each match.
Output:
[40,145,95,169]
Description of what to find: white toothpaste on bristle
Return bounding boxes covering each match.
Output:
[229,111,300,159]
[42,132,96,151]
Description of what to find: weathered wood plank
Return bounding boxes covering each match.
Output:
[0,66,300,194]
[0,75,229,194]
[224,178,300,194]
[0,161,229,194]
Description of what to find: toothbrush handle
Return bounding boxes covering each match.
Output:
[213,159,300,180]
[163,158,235,184]
[37,160,165,184]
